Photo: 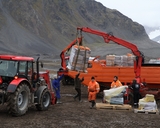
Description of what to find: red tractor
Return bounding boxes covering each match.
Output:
[0,55,56,116]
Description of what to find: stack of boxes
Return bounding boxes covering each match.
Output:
[114,55,121,66]
[106,54,136,66]
[106,55,115,66]
[67,45,91,72]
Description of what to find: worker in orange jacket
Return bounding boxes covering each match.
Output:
[111,76,122,88]
[88,76,100,108]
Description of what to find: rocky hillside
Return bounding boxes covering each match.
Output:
[0,0,160,58]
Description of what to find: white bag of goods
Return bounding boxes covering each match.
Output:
[110,97,124,105]
[114,56,121,66]
[106,54,135,66]
[149,59,160,64]
[138,94,157,111]
[121,55,128,66]
[143,94,155,102]
[106,55,115,66]
[67,45,91,72]
[127,54,136,66]
[103,86,128,104]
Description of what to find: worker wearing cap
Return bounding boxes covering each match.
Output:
[88,76,100,108]
[52,74,64,104]
[111,76,122,88]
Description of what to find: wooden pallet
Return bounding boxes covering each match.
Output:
[134,109,159,115]
[96,103,132,110]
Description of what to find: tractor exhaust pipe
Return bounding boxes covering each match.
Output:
[36,57,40,82]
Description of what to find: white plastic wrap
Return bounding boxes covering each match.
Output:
[110,97,124,105]
[103,86,128,104]
[67,45,91,72]
[106,55,135,66]
[139,100,157,111]
[138,94,157,111]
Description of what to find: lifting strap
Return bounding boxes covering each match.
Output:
[73,30,86,71]
[83,47,87,72]
[73,47,80,71]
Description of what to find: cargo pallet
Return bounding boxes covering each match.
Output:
[134,109,159,115]
[96,103,132,110]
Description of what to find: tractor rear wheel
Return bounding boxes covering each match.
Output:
[36,89,51,111]
[7,83,30,116]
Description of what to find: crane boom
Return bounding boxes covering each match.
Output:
[77,27,143,83]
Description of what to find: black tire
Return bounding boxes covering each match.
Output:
[128,93,134,106]
[62,77,67,85]
[36,89,51,111]
[156,100,160,108]
[7,83,30,116]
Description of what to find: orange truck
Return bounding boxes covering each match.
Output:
[58,27,160,104]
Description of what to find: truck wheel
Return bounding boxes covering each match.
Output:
[62,77,67,85]
[128,93,134,106]
[7,83,30,116]
[156,100,160,108]
[36,89,51,111]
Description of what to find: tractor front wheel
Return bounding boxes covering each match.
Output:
[7,83,30,116]
[36,89,51,111]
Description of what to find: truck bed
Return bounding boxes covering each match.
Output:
[68,61,160,89]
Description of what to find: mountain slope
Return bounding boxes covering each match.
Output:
[0,0,160,58]
[145,26,160,43]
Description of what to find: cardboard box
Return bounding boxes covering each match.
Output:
[67,45,91,72]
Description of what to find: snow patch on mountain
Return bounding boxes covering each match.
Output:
[149,28,160,39]
[144,26,160,43]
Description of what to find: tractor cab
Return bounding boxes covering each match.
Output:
[0,55,35,89]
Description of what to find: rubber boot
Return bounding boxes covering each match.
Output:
[92,101,96,108]
[56,99,59,104]
[57,99,62,104]
[134,103,138,108]
[90,100,96,109]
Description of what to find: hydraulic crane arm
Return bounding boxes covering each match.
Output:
[77,27,143,83]
[77,27,141,56]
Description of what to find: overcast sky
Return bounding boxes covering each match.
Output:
[96,0,160,27]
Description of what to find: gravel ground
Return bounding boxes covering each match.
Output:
[0,85,160,128]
